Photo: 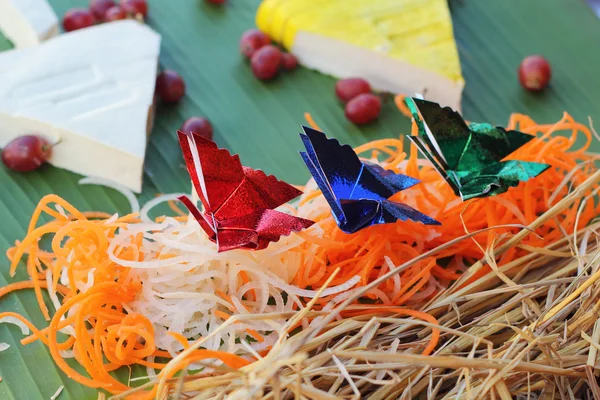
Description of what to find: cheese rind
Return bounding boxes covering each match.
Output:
[0,0,58,48]
[0,21,161,193]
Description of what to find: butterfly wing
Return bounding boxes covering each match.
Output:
[216,210,314,252]
[300,126,419,200]
[380,200,441,226]
[407,134,462,195]
[178,131,314,252]
[299,126,365,223]
[213,167,304,220]
[362,163,420,196]
[339,198,441,232]
[459,160,551,200]
[338,199,382,233]
[253,209,314,249]
[456,123,537,171]
[406,97,471,170]
[177,131,245,213]
[242,167,304,209]
[213,228,259,252]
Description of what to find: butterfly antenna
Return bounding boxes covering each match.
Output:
[177,195,216,238]
[182,131,210,208]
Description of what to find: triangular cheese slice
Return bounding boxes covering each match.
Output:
[0,20,160,192]
[256,0,464,110]
[0,0,58,48]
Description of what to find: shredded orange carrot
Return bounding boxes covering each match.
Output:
[238,270,256,301]
[341,307,440,356]
[0,195,253,399]
[245,328,265,343]
[166,199,187,216]
[213,309,232,321]
[297,109,600,307]
[167,331,191,349]
[0,280,68,299]
[394,94,412,118]
[1,107,598,397]
[303,112,322,131]
[181,349,251,369]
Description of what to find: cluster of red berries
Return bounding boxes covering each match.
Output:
[335,78,381,125]
[154,70,213,140]
[518,55,551,92]
[63,0,148,32]
[240,30,297,80]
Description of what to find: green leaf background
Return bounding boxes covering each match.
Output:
[1,0,600,398]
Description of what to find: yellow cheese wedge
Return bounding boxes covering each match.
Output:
[256,0,464,110]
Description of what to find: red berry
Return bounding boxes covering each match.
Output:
[104,5,127,21]
[335,78,372,103]
[240,29,271,58]
[62,9,94,32]
[2,135,52,172]
[344,93,381,125]
[181,117,213,140]
[155,70,186,103]
[250,45,282,80]
[206,0,226,4]
[120,0,148,18]
[519,55,551,92]
[89,0,115,21]
[281,53,298,70]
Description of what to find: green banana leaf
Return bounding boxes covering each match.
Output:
[1,0,600,398]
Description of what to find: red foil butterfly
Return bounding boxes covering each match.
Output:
[177,130,314,252]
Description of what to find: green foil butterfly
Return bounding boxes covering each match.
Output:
[406,97,550,200]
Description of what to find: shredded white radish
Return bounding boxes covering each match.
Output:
[79,177,140,214]
[104,213,119,225]
[54,204,67,217]
[50,385,64,400]
[146,356,158,381]
[365,288,391,304]
[75,269,95,292]
[46,270,62,311]
[59,350,75,358]
[0,316,30,335]
[0,316,30,352]
[408,275,437,302]
[267,274,361,298]
[107,207,329,355]
[56,176,370,360]
[384,257,402,300]
[140,193,189,223]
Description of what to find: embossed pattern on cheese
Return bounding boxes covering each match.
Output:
[0,21,161,192]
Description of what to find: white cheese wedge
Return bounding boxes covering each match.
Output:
[0,0,59,48]
[0,20,161,193]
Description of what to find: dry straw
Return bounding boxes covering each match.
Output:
[114,167,600,400]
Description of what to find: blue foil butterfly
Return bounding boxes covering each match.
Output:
[299,126,440,233]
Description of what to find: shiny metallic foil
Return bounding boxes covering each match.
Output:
[406,97,550,200]
[177,130,314,252]
[299,126,440,234]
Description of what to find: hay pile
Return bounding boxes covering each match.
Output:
[113,169,600,400]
